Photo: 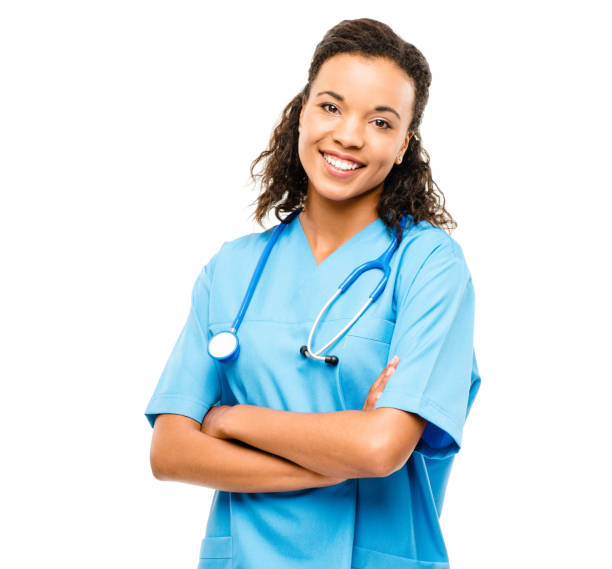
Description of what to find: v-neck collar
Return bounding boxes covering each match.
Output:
[293,212,386,270]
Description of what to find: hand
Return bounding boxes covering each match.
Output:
[200,404,233,439]
[362,355,400,412]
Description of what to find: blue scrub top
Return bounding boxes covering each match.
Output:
[145,213,482,569]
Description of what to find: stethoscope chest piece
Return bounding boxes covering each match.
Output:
[208,330,240,362]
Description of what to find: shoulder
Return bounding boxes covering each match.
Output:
[218,225,276,256]
[392,218,471,300]
[194,224,277,287]
[397,217,467,269]
[398,217,465,262]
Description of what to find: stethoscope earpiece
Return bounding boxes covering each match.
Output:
[324,355,339,366]
[300,345,340,366]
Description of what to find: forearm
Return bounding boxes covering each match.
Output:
[155,425,345,493]
[221,405,379,479]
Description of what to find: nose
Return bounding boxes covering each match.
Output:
[332,115,364,149]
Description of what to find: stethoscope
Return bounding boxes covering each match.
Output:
[207,206,401,366]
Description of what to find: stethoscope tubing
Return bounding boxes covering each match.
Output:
[208,206,404,366]
[303,234,399,363]
[230,208,302,334]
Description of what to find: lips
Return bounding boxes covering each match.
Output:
[319,151,365,169]
[319,151,365,178]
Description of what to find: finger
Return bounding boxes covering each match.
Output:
[384,366,395,379]
[382,355,400,377]
[364,356,401,411]
[372,357,399,391]
[387,355,400,370]
[380,355,400,383]
[372,370,395,401]
[380,363,397,385]
[364,370,394,411]
[363,383,382,410]
[364,387,385,411]
[374,360,398,391]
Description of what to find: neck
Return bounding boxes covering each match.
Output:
[298,183,382,256]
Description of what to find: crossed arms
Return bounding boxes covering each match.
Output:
[149,357,426,493]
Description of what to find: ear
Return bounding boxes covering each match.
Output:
[400,131,414,154]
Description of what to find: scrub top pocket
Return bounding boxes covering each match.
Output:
[338,318,395,411]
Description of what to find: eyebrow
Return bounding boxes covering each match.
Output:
[315,90,401,121]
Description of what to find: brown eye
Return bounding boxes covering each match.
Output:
[373,118,391,129]
[321,103,339,113]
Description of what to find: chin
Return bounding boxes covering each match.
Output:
[312,185,370,203]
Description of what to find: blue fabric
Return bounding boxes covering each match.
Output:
[145,214,482,569]
[145,258,222,429]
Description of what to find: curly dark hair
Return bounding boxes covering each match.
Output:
[248,18,456,244]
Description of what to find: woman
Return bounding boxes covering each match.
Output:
[146,18,482,569]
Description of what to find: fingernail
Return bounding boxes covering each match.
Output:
[390,355,400,365]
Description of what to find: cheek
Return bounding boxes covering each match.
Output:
[297,133,311,168]
[300,109,330,142]
[298,126,324,166]
[300,123,323,147]
[368,144,398,169]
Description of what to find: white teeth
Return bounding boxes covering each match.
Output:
[323,152,361,171]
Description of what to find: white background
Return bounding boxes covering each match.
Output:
[1,1,610,568]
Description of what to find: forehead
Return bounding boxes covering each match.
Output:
[312,53,415,115]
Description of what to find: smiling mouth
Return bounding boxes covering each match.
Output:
[319,151,366,171]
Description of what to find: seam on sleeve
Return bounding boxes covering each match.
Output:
[192,243,227,338]
[208,242,224,311]
[190,248,225,400]
[396,234,465,309]
[384,390,464,435]
[206,243,227,382]
[424,394,463,436]
[398,242,444,305]
[191,278,206,337]
[145,393,216,428]
[148,393,211,407]
[393,245,472,410]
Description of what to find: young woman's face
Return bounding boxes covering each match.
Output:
[298,53,415,206]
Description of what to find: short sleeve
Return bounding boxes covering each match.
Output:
[144,257,222,429]
[374,238,482,459]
